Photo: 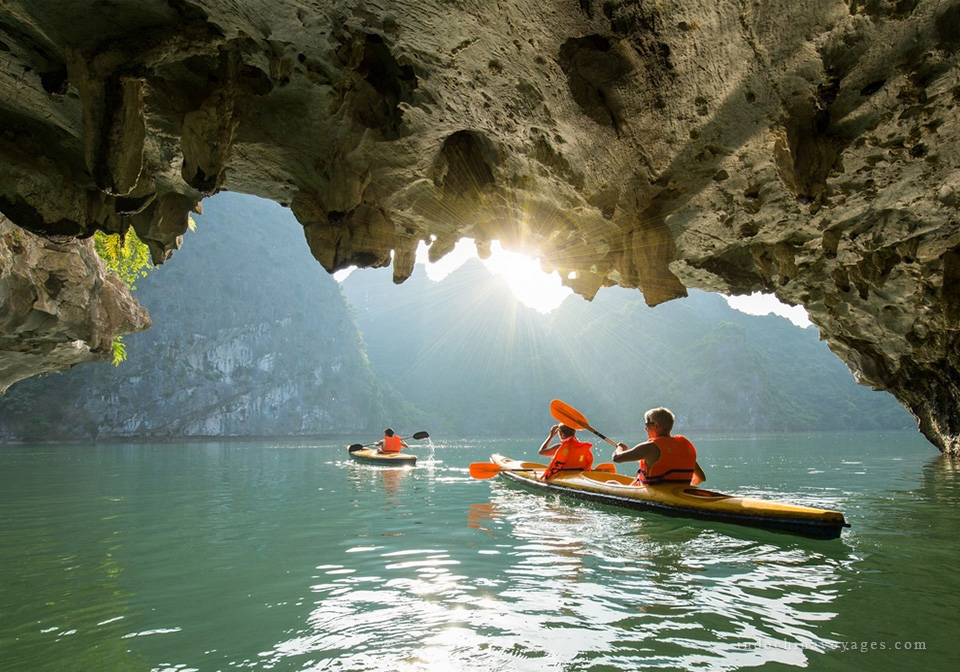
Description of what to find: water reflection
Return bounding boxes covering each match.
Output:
[2,435,953,672]
[466,502,499,535]
[258,464,851,671]
[379,466,408,496]
[346,461,414,503]
[483,485,847,669]
[921,454,960,505]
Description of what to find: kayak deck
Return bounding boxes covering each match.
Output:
[488,454,848,539]
[348,447,417,466]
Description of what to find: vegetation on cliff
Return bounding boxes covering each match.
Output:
[93,228,154,365]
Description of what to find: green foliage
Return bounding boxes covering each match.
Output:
[111,336,127,366]
[93,227,156,367]
[93,228,153,290]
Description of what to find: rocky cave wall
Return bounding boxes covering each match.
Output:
[0,215,150,389]
[1,0,960,453]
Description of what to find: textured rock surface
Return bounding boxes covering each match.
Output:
[0,216,150,392]
[1,1,959,453]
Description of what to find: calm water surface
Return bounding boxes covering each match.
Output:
[1,432,957,671]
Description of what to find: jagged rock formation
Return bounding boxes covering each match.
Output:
[1,1,959,453]
[0,215,150,393]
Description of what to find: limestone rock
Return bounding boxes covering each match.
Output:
[0,217,151,392]
[1,1,960,453]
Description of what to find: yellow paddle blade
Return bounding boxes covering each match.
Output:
[550,399,589,430]
[469,462,502,479]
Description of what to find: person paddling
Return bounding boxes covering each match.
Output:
[539,424,594,480]
[612,407,706,486]
[375,428,409,454]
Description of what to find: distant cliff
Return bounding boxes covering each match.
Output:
[0,194,417,441]
[341,261,913,436]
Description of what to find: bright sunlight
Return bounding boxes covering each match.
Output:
[724,293,811,328]
[422,239,573,314]
[335,238,811,326]
[334,238,573,314]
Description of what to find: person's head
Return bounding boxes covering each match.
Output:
[558,424,576,439]
[644,408,675,436]
[384,428,395,437]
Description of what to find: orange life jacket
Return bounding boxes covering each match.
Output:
[541,436,594,480]
[381,434,403,453]
[633,435,697,486]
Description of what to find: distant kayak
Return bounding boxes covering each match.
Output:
[485,454,849,539]
[348,447,417,467]
[346,431,428,467]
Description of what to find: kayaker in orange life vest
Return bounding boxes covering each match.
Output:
[539,424,594,480]
[612,407,706,486]
[375,428,408,454]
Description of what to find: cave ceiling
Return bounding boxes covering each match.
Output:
[2,0,960,454]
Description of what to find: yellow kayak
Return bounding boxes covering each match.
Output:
[347,447,417,467]
[487,454,848,539]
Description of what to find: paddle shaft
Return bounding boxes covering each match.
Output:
[582,425,618,448]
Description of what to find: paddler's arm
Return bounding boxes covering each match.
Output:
[539,424,561,456]
[612,441,660,464]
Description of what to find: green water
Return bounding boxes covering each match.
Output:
[1,432,957,671]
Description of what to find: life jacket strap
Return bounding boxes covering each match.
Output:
[634,467,694,485]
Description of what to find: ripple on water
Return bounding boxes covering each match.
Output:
[2,436,954,672]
